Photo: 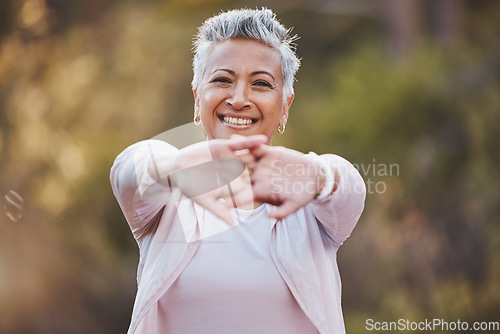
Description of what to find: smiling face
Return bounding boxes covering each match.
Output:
[193,38,294,143]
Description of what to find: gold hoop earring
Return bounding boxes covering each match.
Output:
[193,114,202,126]
[277,124,285,134]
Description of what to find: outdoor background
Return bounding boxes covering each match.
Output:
[0,0,499,333]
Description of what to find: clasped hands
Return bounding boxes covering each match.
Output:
[170,134,328,225]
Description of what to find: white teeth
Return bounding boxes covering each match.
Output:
[223,116,253,125]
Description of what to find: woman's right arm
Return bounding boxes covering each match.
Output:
[110,139,180,240]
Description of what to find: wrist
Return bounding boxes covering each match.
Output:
[307,152,336,200]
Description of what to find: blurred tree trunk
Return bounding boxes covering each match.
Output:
[378,0,465,59]
[433,0,464,49]
[379,0,422,61]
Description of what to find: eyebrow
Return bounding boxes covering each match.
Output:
[251,70,275,81]
[211,69,276,81]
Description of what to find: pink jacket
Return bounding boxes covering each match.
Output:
[110,139,366,334]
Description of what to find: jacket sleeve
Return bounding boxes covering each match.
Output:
[309,154,366,248]
[110,139,179,240]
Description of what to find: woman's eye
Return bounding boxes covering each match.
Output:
[253,80,273,88]
[212,77,232,84]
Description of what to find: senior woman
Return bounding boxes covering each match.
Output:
[111,8,366,334]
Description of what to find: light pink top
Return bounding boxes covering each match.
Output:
[158,205,316,333]
[110,139,367,334]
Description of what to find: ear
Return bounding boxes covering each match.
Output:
[193,88,200,115]
[281,94,294,125]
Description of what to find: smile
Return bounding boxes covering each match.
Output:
[220,115,257,126]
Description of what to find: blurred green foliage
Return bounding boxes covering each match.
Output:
[0,0,499,333]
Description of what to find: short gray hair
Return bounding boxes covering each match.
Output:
[192,8,300,99]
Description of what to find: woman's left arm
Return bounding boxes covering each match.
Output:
[309,154,366,247]
[250,145,366,246]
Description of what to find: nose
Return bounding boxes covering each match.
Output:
[225,82,250,110]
